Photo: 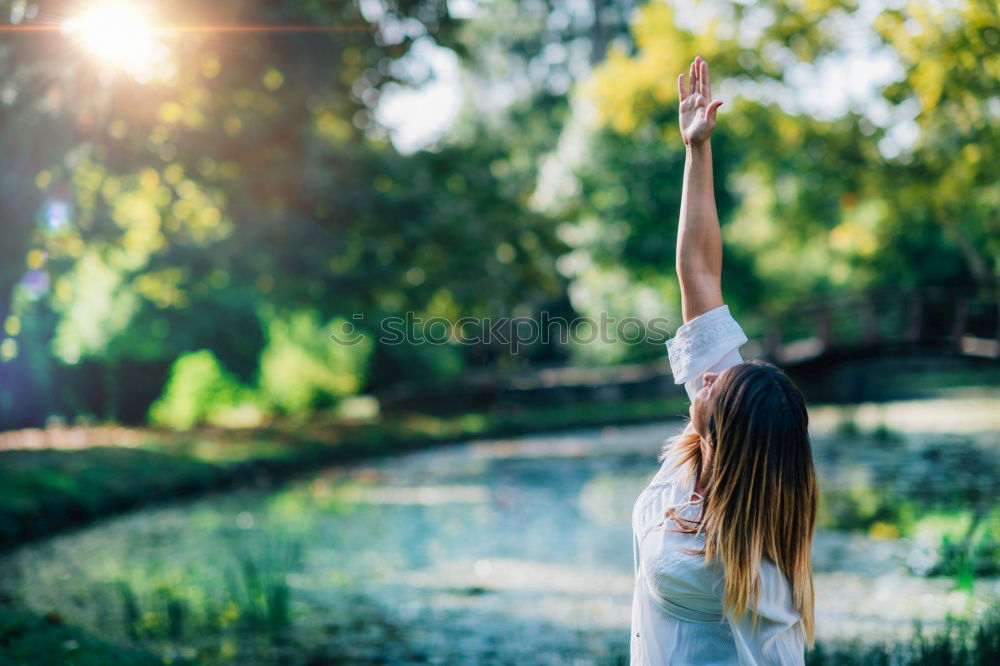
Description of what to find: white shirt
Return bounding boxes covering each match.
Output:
[630,305,806,665]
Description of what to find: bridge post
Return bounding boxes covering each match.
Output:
[861,293,879,345]
[763,325,781,361]
[815,302,833,349]
[950,296,969,347]
[906,292,923,343]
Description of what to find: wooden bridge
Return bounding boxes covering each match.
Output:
[749,287,999,369]
[376,287,1000,413]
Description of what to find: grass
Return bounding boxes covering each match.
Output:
[0,446,318,550]
[0,522,325,664]
[806,609,1000,665]
[0,605,195,666]
[100,548,298,658]
[5,599,997,666]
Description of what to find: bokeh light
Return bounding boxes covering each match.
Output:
[19,270,50,301]
[42,199,70,232]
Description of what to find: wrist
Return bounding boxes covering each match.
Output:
[685,140,711,156]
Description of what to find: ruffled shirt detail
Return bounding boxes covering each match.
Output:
[665,305,748,385]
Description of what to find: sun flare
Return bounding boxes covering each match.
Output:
[61,3,168,79]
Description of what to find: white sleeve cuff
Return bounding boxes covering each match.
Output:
[665,305,748,385]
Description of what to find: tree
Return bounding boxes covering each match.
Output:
[0,0,566,427]
[563,0,996,338]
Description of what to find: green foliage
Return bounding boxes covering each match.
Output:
[150,350,259,429]
[149,309,376,427]
[258,310,372,415]
[579,0,998,320]
[0,0,566,428]
[870,0,1000,288]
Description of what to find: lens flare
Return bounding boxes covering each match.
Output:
[61,3,169,80]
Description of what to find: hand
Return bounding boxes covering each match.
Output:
[678,56,723,146]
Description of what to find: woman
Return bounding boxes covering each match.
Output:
[630,56,818,665]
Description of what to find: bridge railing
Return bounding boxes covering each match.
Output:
[744,288,1000,366]
[376,288,999,414]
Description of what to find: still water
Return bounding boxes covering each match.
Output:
[2,396,998,664]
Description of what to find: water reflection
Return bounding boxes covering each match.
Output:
[1,398,997,664]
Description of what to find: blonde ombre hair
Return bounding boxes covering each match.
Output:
[660,360,818,644]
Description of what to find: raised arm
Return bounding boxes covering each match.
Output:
[677,56,725,323]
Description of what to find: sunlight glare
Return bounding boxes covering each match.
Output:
[61,3,169,80]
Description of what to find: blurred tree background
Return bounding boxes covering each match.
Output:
[0,0,996,429]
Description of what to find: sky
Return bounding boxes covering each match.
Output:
[376,37,464,153]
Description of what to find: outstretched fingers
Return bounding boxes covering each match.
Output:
[682,56,719,105]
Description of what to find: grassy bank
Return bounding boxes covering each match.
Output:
[0,393,691,550]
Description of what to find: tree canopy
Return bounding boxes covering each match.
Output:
[0,0,995,428]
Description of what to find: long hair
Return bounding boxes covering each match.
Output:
[659,360,817,644]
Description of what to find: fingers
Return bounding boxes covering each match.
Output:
[707,100,723,123]
[684,56,715,100]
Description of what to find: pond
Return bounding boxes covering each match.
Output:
[1,395,998,664]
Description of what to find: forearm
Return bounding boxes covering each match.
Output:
[676,140,723,322]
